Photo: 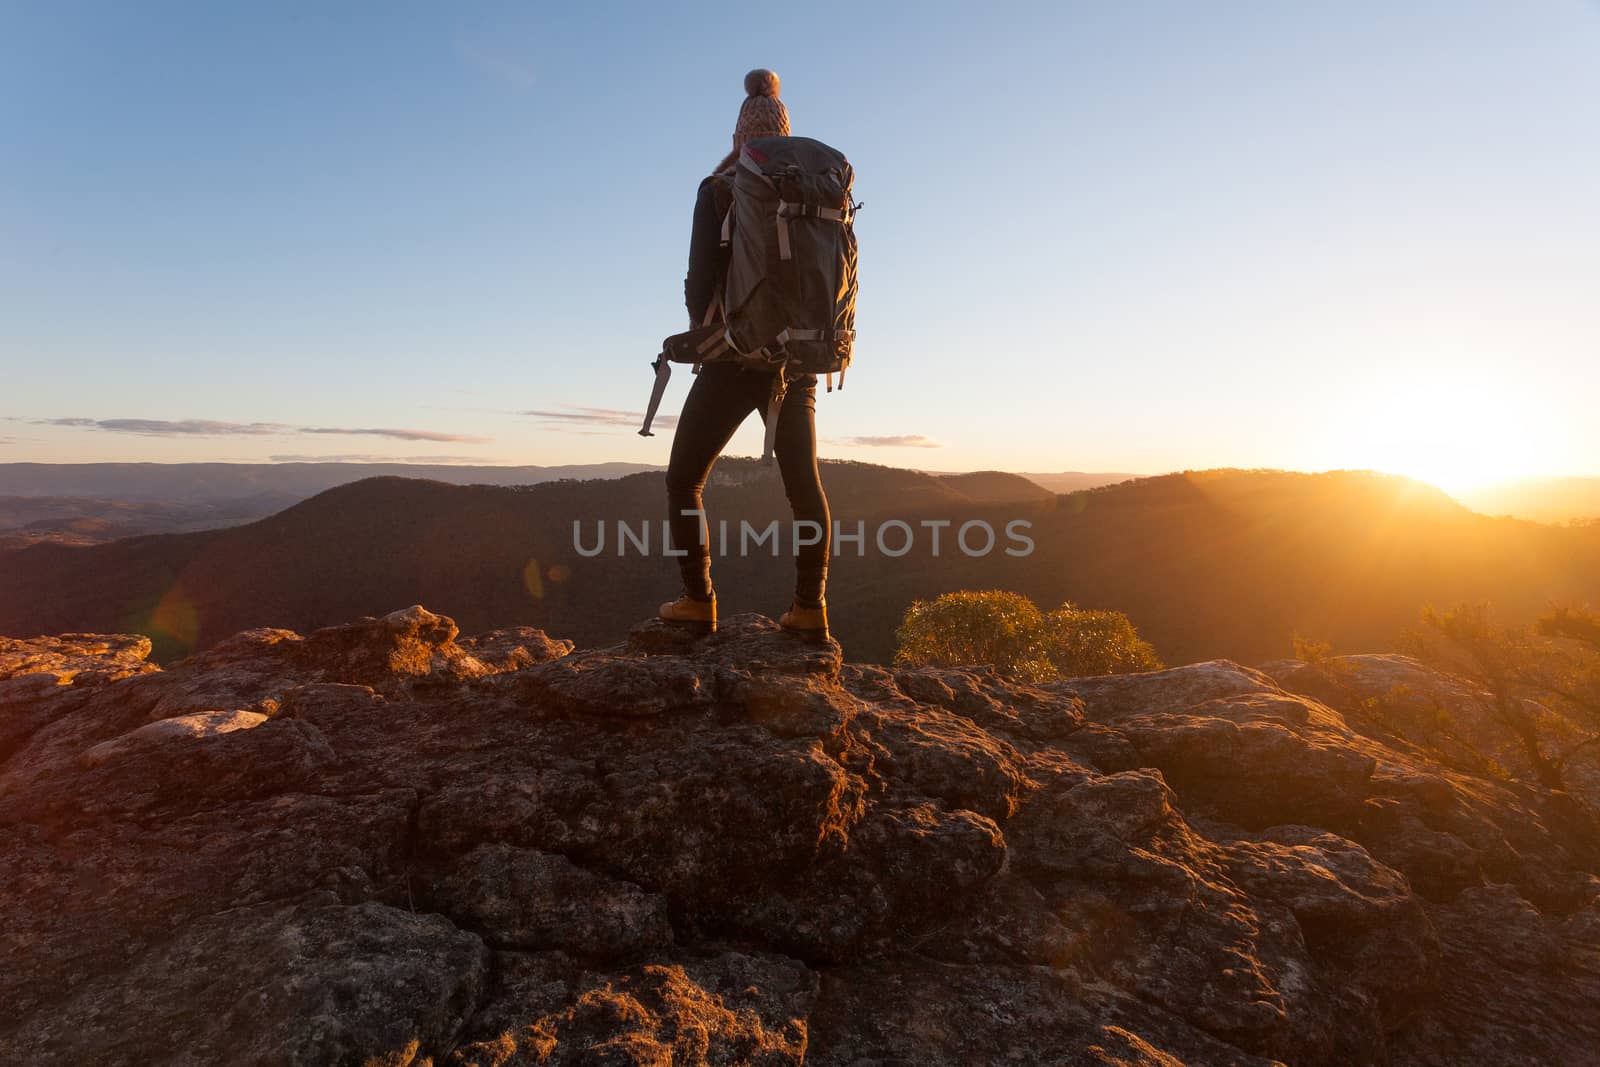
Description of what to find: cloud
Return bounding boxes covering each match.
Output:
[28,417,489,444]
[268,454,491,464]
[41,417,291,436]
[838,434,942,449]
[524,406,677,432]
[302,426,489,443]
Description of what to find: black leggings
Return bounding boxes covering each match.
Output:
[665,362,829,606]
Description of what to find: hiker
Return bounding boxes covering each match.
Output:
[658,69,832,637]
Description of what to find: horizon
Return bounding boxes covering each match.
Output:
[2,454,1594,507]
[6,3,1599,490]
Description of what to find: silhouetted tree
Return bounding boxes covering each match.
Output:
[1533,604,1600,767]
[1408,602,1600,792]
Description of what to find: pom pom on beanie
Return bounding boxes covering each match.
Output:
[744,68,780,98]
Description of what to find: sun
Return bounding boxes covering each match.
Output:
[1334,369,1558,494]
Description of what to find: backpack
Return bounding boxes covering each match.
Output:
[639,136,858,463]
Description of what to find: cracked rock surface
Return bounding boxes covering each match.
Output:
[2,606,1598,1065]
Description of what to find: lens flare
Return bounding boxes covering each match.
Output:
[148,584,200,654]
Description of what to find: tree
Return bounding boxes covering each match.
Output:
[1534,604,1600,768]
[894,590,1161,681]
[1291,629,1512,780]
[1407,602,1600,792]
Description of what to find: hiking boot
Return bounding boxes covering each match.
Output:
[779,599,828,638]
[659,593,716,632]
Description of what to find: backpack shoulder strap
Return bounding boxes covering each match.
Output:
[700,172,734,208]
[703,172,735,238]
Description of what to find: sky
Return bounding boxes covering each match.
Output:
[3,1,1597,491]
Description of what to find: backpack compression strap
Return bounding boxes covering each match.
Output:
[773,201,850,261]
[760,369,788,466]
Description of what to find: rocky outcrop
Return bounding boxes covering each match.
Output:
[1,607,1597,1065]
[1264,652,1600,820]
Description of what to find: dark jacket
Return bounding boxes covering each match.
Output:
[684,174,733,327]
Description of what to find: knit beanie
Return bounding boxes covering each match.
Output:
[732,69,790,152]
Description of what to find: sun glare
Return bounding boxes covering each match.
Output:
[1336,370,1561,495]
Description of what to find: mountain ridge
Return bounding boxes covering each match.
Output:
[2,467,1596,668]
[0,461,662,500]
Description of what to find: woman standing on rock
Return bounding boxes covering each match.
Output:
[658,69,831,638]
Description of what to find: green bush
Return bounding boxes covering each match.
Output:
[1039,602,1164,677]
[894,590,1161,681]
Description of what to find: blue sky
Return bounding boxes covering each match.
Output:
[3,1,1597,489]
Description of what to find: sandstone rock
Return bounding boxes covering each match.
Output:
[1052,660,1288,723]
[17,895,488,1067]
[1388,883,1600,1065]
[0,633,159,764]
[1266,653,1600,822]
[81,707,268,767]
[424,844,672,959]
[1218,824,1439,1039]
[0,632,157,685]
[458,626,575,672]
[805,963,1285,1067]
[3,609,1599,1064]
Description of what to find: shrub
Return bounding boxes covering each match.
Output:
[894,590,1161,681]
[1040,602,1163,677]
[893,590,1054,681]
